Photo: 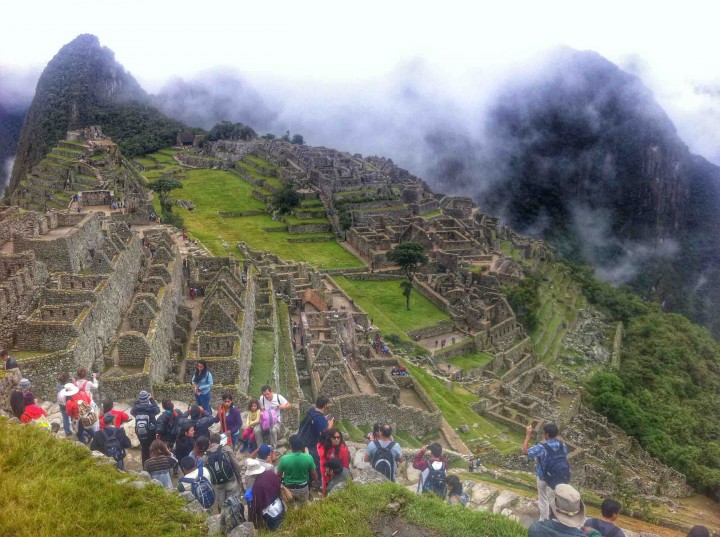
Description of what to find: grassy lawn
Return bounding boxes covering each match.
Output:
[0,419,204,536]
[333,276,450,340]
[403,361,523,454]
[248,329,275,397]
[161,169,363,268]
[449,351,494,371]
[275,482,526,537]
[421,209,442,219]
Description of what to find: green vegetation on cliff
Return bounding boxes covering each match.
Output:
[0,418,203,536]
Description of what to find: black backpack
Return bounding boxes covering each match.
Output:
[221,494,246,531]
[541,443,571,489]
[104,428,125,467]
[297,409,318,450]
[370,440,397,481]
[206,448,235,485]
[135,412,156,440]
[420,460,447,497]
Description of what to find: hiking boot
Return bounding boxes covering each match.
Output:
[239,440,248,453]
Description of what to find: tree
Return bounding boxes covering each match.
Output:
[272,184,300,215]
[149,177,183,226]
[291,134,305,145]
[386,242,428,310]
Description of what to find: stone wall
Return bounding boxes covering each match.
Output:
[117,332,149,367]
[434,338,477,361]
[287,222,331,234]
[412,279,451,314]
[407,320,456,340]
[343,273,404,281]
[237,270,257,394]
[12,350,75,400]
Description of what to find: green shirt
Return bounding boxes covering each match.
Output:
[277,451,315,486]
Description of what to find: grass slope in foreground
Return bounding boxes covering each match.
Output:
[333,276,450,339]
[172,169,364,269]
[0,418,203,537]
[274,482,526,537]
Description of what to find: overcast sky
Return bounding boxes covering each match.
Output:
[3,0,720,162]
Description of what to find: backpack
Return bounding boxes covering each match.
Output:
[260,407,278,432]
[220,494,246,531]
[77,399,98,427]
[370,440,397,481]
[180,460,216,509]
[206,447,235,485]
[297,409,318,449]
[541,442,571,489]
[135,412,156,440]
[420,460,447,497]
[104,428,125,467]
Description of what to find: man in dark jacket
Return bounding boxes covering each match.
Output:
[301,396,333,477]
[10,378,32,418]
[156,399,181,448]
[180,404,215,439]
[130,390,160,466]
[91,413,132,469]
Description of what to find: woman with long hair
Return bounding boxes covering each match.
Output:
[144,439,177,489]
[317,428,350,494]
[191,360,213,413]
[216,393,242,449]
[446,475,469,506]
[241,398,261,452]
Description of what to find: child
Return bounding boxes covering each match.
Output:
[241,398,261,452]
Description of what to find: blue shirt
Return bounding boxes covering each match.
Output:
[526,439,567,479]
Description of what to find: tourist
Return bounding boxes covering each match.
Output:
[317,428,350,494]
[413,442,448,497]
[20,392,48,425]
[446,475,469,506]
[364,424,403,482]
[687,526,711,537]
[254,385,291,448]
[144,439,177,489]
[56,373,72,436]
[299,396,333,477]
[194,435,210,460]
[241,398,261,453]
[247,460,284,530]
[100,399,130,430]
[130,390,160,466]
[451,336,456,345]
[177,456,199,492]
[324,457,352,495]
[244,458,265,490]
[435,340,438,348]
[365,422,382,443]
[10,378,32,419]
[191,360,213,414]
[62,382,94,444]
[156,399,182,449]
[253,444,277,473]
[90,413,131,469]
[174,423,196,462]
[74,368,99,401]
[202,432,244,512]
[182,404,215,439]
[522,423,570,521]
[215,393,242,449]
[583,498,624,537]
[528,484,600,537]
[276,434,318,505]
[1,349,18,370]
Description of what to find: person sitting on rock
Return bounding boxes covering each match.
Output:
[100,399,131,430]
[317,428,349,495]
[10,378,32,419]
[276,434,318,505]
[255,385,290,449]
[215,393,242,449]
[324,457,351,496]
[91,413,131,468]
[20,392,48,425]
[240,399,261,453]
[528,484,601,537]
[583,498,624,537]
[446,475,469,506]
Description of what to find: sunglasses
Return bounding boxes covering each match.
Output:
[332,435,341,439]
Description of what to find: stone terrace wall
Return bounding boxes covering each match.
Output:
[434,338,477,361]
[117,332,149,367]
[15,350,76,400]
[332,392,441,437]
[238,271,257,394]
[407,320,455,340]
[0,208,51,246]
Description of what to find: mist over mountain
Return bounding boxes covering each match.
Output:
[0,67,36,195]
[6,34,183,197]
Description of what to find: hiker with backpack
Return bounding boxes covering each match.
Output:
[74,367,98,400]
[178,456,216,512]
[90,413,131,469]
[99,399,131,430]
[523,423,571,521]
[202,432,245,513]
[247,458,284,530]
[298,396,334,480]
[144,439,177,489]
[191,360,213,414]
[446,475,469,506]
[317,428,350,494]
[413,443,448,498]
[156,399,181,449]
[364,424,403,482]
[215,393,242,449]
[130,390,160,466]
[254,385,291,449]
[276,434,318,505]
[61,382,96,444]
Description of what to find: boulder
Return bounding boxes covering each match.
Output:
[492,490,519,514]
[205,514,223,535]
[352,467,388,485]
[227,522,256,537]
[178,491,195,503]
[469,483,498,507]
[182,499,208,515]
[405,465,421,485]
[353,449,371,470]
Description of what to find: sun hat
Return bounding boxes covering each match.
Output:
[60,382,80,397]
[547,484,586,528]
[18,378,31,389]
[245,458,265,476]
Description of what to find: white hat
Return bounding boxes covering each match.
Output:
[59,382,79,398]
[547,484,586,528]
[245,458,265,476]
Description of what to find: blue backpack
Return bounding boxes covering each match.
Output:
[541,443,571,489]
[179,460,216,509]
